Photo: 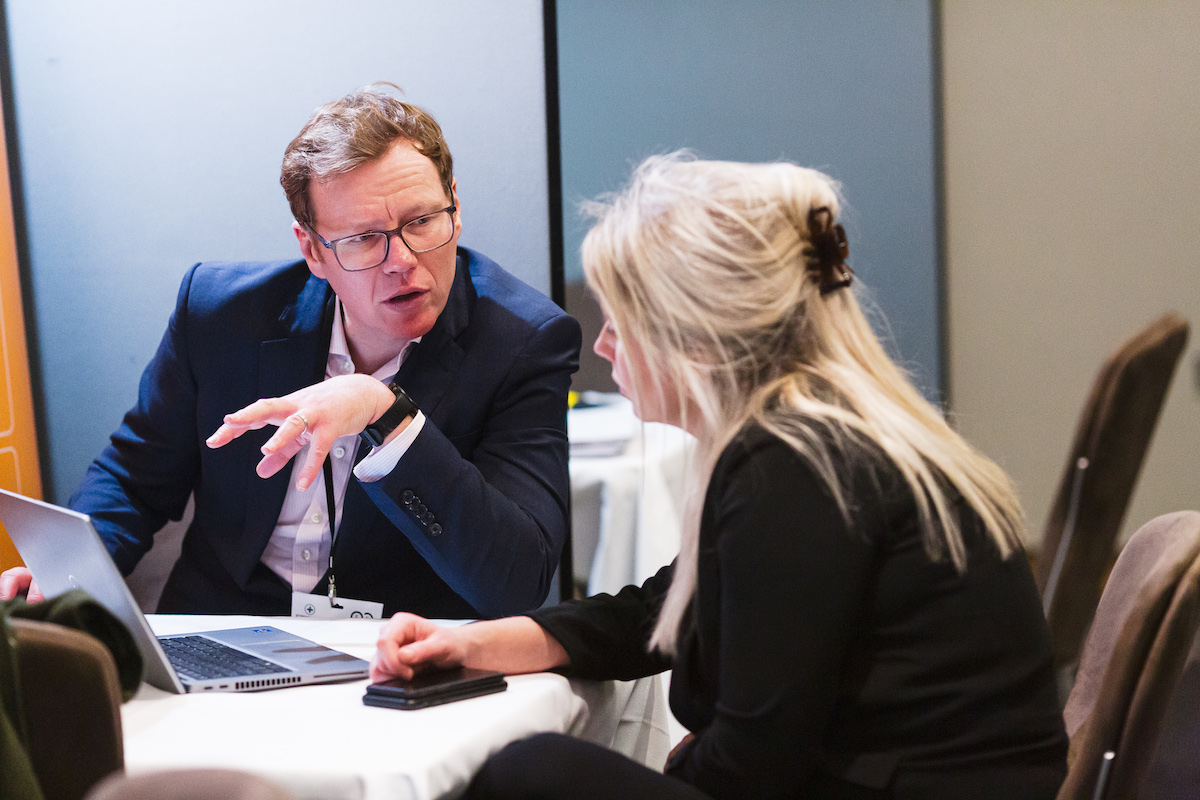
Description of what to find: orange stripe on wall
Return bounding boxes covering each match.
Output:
[0,99,44,570]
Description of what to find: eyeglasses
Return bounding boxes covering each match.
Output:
[309,205,457,272]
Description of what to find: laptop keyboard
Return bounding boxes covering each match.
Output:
[159,635,292,681]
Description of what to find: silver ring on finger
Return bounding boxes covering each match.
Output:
[293,413,310,433]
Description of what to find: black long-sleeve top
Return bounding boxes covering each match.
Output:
[532,426,1066,799]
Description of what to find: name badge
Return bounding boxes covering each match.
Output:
[291,591,384,620]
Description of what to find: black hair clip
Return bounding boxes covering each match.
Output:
[804,207,853,295]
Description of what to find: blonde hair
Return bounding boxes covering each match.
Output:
[582,153,1026,654]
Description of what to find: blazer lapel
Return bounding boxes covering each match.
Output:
[326,253,474,584]
[311,280,469,592]
[236,276,335,585]
[394,251,471,415]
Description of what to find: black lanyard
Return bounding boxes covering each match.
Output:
[322,458,341,605]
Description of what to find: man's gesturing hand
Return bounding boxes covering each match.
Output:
[206,374,398,490]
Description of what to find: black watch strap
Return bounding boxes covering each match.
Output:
[360,380,419,447]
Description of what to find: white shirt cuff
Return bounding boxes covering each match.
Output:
[353,411,427,482]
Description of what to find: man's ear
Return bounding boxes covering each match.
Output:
[451,180,462,226]
[293,221,329,279]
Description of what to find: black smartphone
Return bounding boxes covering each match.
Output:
[363,667,507,710]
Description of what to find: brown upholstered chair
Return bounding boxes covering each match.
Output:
[85,769,296,800]
[1037,312,1189,675]
[1057,510,1200,800]
[10,619,295,800]
[1140,613,1200,799]
[10,618,125,800]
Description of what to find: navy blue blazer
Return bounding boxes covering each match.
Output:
[71,248,581,619]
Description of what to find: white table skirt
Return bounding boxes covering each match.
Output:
[122,615,671,800]
[568,398,695,596]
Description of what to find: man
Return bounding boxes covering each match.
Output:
[0,85,581,619]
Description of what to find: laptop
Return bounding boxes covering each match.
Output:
[0,488,370,693]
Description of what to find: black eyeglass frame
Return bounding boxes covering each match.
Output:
[308,204,458,272]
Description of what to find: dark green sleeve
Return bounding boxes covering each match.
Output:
[1,587,146,800]
[7,589,144,698]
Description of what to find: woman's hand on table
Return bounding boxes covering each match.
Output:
[371,613,468,682]
[370,612,571,683]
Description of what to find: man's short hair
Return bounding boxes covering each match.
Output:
[281,83,455,231]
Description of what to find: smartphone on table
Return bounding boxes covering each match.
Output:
[363,667,507,710]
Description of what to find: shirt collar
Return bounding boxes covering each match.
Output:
[326,300,420,383]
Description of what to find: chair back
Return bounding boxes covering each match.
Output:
[1037,312,1189,672]
[1139,613,1200,798]
[11,618,124,800]
[1058,510,1200,800]
[85,768,297,800]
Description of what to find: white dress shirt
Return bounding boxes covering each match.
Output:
[260,302,426,591]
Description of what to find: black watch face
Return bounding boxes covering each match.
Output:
[390,385,418,419]
[361,385,416,447]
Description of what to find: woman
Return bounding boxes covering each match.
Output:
[371,154,1068,799]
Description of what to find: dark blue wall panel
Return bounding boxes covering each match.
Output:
[558,0,941,397]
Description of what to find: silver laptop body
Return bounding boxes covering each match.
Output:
[0,488,369,693]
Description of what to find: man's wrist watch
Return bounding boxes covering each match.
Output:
[360,380,419,447]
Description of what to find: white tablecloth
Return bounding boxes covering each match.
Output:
[568,397,694,595]
[122,615,671,800]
